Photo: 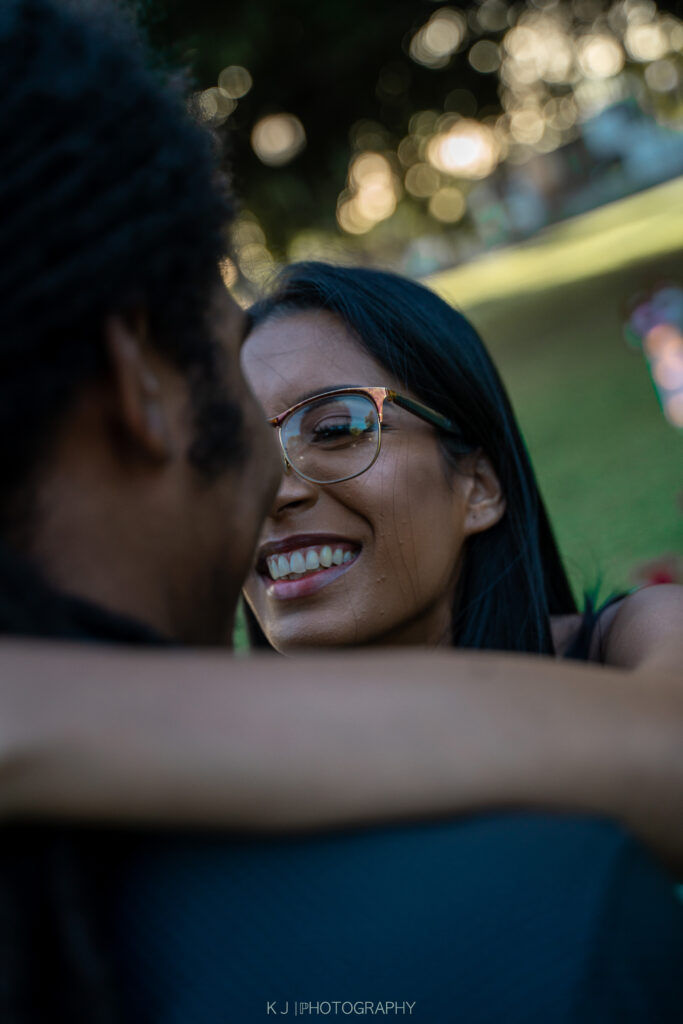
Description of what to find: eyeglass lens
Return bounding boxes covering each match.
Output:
[280,393,380,483]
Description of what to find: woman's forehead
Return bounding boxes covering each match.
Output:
[242,309,397,409]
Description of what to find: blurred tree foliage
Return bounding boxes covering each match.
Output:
[135,0,504,252]
[134,0,683,257]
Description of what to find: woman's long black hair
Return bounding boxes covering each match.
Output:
[246,261,577,654]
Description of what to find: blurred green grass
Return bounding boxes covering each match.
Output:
[429,177,683,599]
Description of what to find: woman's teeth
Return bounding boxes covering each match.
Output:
[266,545,354,581]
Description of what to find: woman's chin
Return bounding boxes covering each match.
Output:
[260,618,375,653]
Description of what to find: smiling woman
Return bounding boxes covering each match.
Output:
[242,261,577,654]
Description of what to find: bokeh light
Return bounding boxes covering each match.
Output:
[503,15,576,85]
[626,288,683,431]
[665,393,683,427]
[218,65,253,99]
[251,114,306,166]
[427,119,499,178]
[543,96,578,130]
[577,34,625,79]
[397,135,421,167]
[405,162,441,197]
[349,152,390,191]
[197,87,235,125]
[624,20,670,60]
[351,119,391,152]
[337,151,400,235]
[653,354,683,390]
[476,0,510,33]
[228,212,278,289]
[219,256,238,290]
[468,40,501,73]
[239,242,275,284]
[409,109,440,136]
[232,216,266,248]
[644,58,679,91]
[428,187,467,222]
[409,8,466,68]
[336,196,375,235]
[509,108,545,144]
[644,325,681,359]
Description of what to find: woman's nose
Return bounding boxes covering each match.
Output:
[270,458,319,517]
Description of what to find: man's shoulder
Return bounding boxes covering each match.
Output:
[100,813,683,1023]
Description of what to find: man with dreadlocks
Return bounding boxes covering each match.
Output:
[0,1,682,1022]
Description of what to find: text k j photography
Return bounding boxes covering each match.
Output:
[266,1001,417,1016]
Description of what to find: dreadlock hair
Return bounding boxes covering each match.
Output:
[0,0,241,545]
[0,1,241,1019]
[246,261,578,655]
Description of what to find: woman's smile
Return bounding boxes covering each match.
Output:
[256,534,361,599]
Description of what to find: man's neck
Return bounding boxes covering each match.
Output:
[0,538,169,643]
[25,458,181,641]
[27,525,176,641]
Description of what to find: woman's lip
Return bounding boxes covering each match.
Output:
[262,554,358,600]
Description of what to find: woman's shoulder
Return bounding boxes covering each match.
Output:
[550,600,623,662]
[552,585,683,671]
[596,584,683,671]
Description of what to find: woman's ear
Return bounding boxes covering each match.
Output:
[103,311,173,461]
[460,450,506,536]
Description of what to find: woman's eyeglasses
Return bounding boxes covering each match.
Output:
[267,386,461,485]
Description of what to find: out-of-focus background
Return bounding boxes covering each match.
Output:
[138,0,682,598]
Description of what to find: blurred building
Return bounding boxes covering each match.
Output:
[459,99,683,254]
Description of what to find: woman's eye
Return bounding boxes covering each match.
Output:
[310,418,356,443]
[296,399,377,447]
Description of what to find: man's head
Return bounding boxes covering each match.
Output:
[0,0,280,642]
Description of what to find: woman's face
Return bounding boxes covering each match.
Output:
[242,309,495,651]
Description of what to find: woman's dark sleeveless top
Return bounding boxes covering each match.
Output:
[562,595,624,662]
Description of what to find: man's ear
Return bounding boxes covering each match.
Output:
[103,311,173,461]
[460,450,506,536]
